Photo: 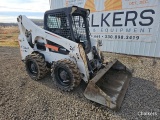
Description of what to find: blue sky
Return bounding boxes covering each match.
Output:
[0,0,50,23]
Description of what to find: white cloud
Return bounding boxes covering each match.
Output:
[0,16,18,23]
[0,16,43,23]
[0,0,49,12]
[0,0,50,22]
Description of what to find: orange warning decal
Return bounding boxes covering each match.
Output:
[45,44,59,51]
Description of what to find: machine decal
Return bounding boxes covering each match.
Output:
[45,44,59,51]
[45,31,61,39]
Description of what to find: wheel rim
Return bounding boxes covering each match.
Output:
[56,67,71,86]
[27,60,38,76]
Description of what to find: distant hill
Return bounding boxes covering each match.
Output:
[0,23,17,27]
[30,19,44,26]
[0,19,43,27]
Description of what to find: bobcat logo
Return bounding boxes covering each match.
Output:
[84,0,122,12]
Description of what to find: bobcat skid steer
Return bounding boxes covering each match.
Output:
[17,6,132,110]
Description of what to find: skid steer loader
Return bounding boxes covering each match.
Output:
[17,6,132,110]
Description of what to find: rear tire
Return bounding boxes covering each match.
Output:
[25,53,48,80]
[51,59,81,91]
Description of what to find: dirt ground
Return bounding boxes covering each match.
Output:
[0,47,160,120]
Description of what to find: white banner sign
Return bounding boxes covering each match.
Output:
[52,0,160,42]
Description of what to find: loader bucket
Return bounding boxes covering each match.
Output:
[84,59,132,110]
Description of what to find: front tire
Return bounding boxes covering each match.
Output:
[51,59,81,91]
[25,53,48,80]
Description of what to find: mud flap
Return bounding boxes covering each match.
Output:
[84,59,132,110]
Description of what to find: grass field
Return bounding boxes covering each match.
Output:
[0,26,19,47]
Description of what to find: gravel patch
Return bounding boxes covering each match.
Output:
[0,47,159,120]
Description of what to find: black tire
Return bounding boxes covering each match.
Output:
[51,59,81,91]
[25,53,48,80]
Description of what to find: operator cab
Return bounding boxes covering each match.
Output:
[44,6,91,53]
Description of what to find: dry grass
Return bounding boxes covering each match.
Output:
[0,26,19,47]
[0,40,19,47]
